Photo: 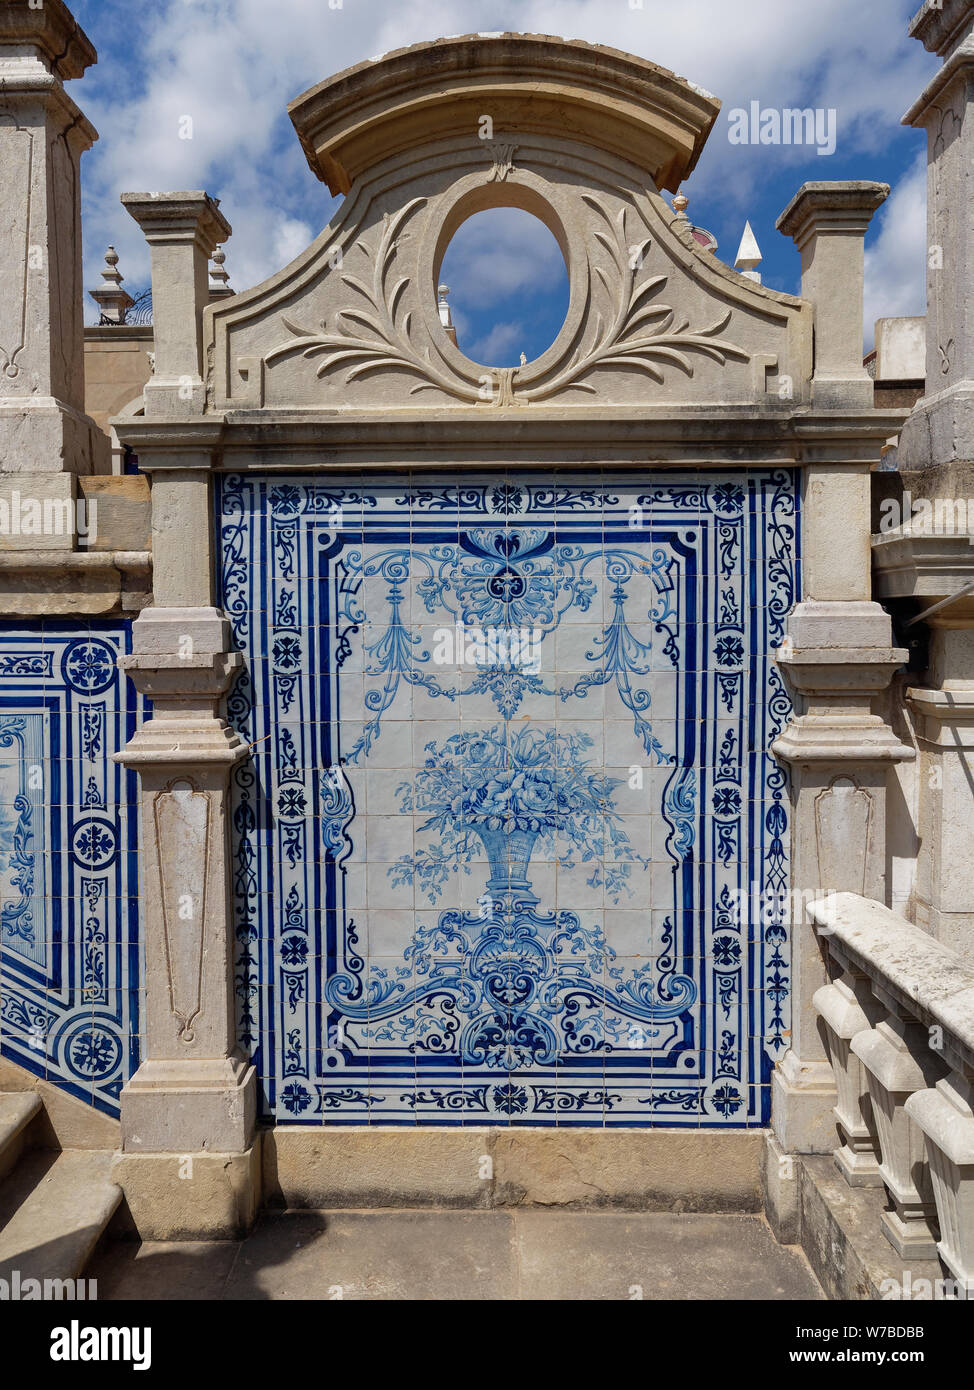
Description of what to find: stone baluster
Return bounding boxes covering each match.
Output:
[851,988,948,1259]
[812,950,884,1185]
[907,1050,974,1296]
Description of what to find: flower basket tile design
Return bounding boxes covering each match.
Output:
[218,471,798,1125]
[0,623,145,1114]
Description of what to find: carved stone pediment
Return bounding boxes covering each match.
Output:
[206,35,811,414]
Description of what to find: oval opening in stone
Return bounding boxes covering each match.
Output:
[436,208,570,368]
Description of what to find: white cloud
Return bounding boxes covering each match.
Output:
[468,320,527,365]
[440,208,566,309]
[864,154,927,349]
[71,0,937,318]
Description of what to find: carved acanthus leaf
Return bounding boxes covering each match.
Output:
[263,191,751,406]
[520,196,750,401]
[265,198,481,404]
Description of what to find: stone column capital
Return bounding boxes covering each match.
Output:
[908,0,974,59]
[903,34,974,127]
[111,417,225,464]
[776,181,889,250]
[777,185,888,411]
[122,191,231,257]
[0,0,97,81]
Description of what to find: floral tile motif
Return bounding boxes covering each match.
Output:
[0,624,144,1114]
[218,471,799,1126]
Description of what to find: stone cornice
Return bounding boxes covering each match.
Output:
[121,192,231,253]
[0,68,98,146]
[0,549,150,617]
[0,0,97,81]
[776,182,890,250]
[909,0,974,57]
[288,33,720,197]
[114,407,911,469]
[903,33,974,126]
[909,686,974,723]
[873,526,974,605]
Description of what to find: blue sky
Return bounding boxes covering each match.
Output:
[70,0,937,362]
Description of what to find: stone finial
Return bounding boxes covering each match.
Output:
[209,245,234,301]
[734,221,763,284]
[437,284,457,345]
[90,245,135,325]
[672,192,718,254]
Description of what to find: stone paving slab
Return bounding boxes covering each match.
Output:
[87,1209,823,1300]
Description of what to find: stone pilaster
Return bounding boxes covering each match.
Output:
[111,415,255,1236]
[113,608,251,1153]
[899,0,974,465]
[121,192,230,417]
[0,0,108,480]
[771,458,913,1154]
[874,518,974,964]
[776,182,889,411]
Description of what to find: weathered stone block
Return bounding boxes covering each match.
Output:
[111,1146,260,1241]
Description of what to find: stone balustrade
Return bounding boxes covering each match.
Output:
[808,892,974,1294]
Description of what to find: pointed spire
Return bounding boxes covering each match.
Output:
[89,244,134,324]
[209,244,234,301]
[734,220,763,283]
[437,284,457,345]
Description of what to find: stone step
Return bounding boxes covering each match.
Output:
[0,1091,42,1183]
[0,1149,121,1283]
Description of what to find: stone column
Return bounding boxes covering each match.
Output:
[0,0,108,522]
[900,0,974,465]
[764,212,914,1156]
[121,192,230,416]
[771,456,913,1156]
[111,433,256,1236]
[111,192,256,1238]
[873,511,974,964]
[909,674,974,963]
[776,181,889,410]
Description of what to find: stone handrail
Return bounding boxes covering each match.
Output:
[808,892,974,1294]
